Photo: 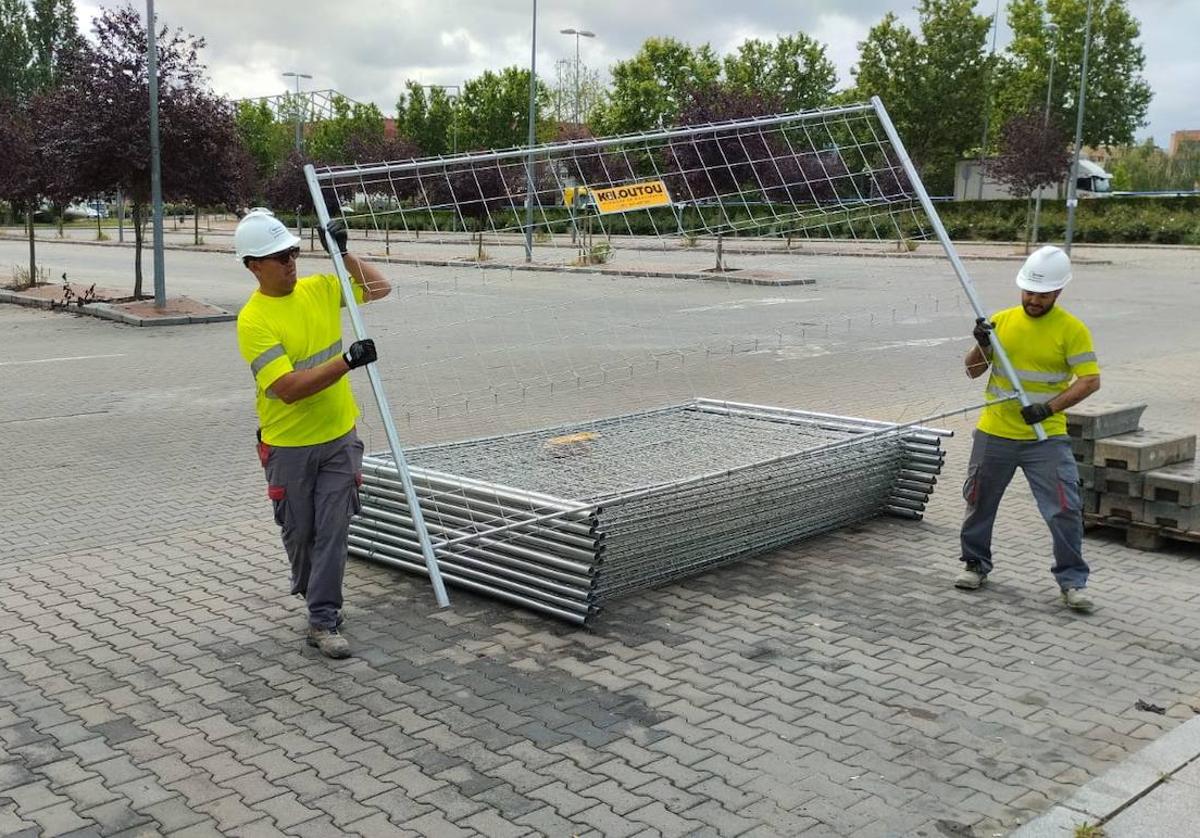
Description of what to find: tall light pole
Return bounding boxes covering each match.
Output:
[282,72,312,241]
[419,84,460,154]
[559,27,595,125]
[281,71,312,153]
[1064,0,1094,254]
[1030,22,1059,247]
[146,0,165,307]
[976,0,1002,200]
[524,0,537,262]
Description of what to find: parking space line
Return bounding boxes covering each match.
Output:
[0,353,126,367]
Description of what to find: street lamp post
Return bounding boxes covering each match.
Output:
[419,84,460,154]
[976,0,1001,200]
[282,71,312,241]
[281,71,312,153]
[524,0,537,262]
[559,27,595,125]
[1064,0,1095,254]
[146,0,165,307]
[1030,22,1059,247]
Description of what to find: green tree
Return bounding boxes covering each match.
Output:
[590,37,721,135]
[722,34,837,113]
[26,0,76,91]
[853,0,993,193]
[306,94,386,163]
[396,81,457,155]
[456,66,551,151]
[997,0,1151,149]
[1109,139,1200,192]
[0,0,32,100]
[234,99,291,188]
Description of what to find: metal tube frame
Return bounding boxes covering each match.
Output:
[302,163,451,608]
[310,103,877,183]
[870,96,1047,441]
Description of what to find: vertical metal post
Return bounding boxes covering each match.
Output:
[146,0,166,308]
[283,72,311,247]
[872,96,1047,441]
[1064,0,1094,254]
[976,0,1001,200]
[116,187,124,243]
[303,164,451,608]
[524,0,537,262]
[282,72,311,153]
[1030,23,1059,246]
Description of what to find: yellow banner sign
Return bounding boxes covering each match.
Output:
[592,180,672,214]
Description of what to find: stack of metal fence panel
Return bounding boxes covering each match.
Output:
[348,400,948,624]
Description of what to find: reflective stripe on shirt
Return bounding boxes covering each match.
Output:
[988,384,1055,404]
[250,344,286,376]
[294,340,343,371]
[1013,368,1072,384]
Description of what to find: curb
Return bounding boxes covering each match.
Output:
[82,301,236,327]
[1011,715,1200,836]
[365,256,818,286]
[0,288,235,326]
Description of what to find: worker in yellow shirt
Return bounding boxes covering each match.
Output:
[956,246,1101,612]
[234,208,391,658]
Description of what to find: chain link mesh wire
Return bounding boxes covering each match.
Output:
[309,101,998,621]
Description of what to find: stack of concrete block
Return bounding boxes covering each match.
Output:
[1066,401,1200,547]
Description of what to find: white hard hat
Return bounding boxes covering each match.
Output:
[234,208,300,260]
[1016,245,1072,293]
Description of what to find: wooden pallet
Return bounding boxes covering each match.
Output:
[1084,513,1200,552]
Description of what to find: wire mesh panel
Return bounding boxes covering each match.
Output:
[307,100,1011,621]
[314,103,928,270]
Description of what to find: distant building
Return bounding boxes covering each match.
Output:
[1169,130,1200,157]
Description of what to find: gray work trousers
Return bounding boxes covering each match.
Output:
[261,428,364,628]
[960,430,1089,590]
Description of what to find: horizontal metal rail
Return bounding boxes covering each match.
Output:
[313,103,877,182]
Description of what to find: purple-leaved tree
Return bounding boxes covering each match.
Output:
[43,4,249,298]
[987,108,1071,250]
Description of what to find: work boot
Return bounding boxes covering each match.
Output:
[1061,588,1094,613]
[954,564,987,590]
[307,626,350,659]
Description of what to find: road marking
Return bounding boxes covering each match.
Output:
[0,410,110,424]
[864,337,966,351]
[0,353,126,367]
[678,297,822,313]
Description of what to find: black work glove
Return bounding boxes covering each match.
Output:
[318,219,349,255]
[1020,402,1054,425]
[972,318,993,350]
[343,338,377,370]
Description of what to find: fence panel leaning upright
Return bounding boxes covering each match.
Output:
[302,164,450,609]
[307,98,1040,625]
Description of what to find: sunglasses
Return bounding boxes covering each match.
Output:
[258,247,300,264]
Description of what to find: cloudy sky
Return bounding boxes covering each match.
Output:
[75,0,1195,145]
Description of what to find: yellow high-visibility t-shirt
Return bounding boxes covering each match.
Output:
[236,273,366,447]
[977,304,1100,440]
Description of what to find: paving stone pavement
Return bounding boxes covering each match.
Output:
[2,243,1199,837]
